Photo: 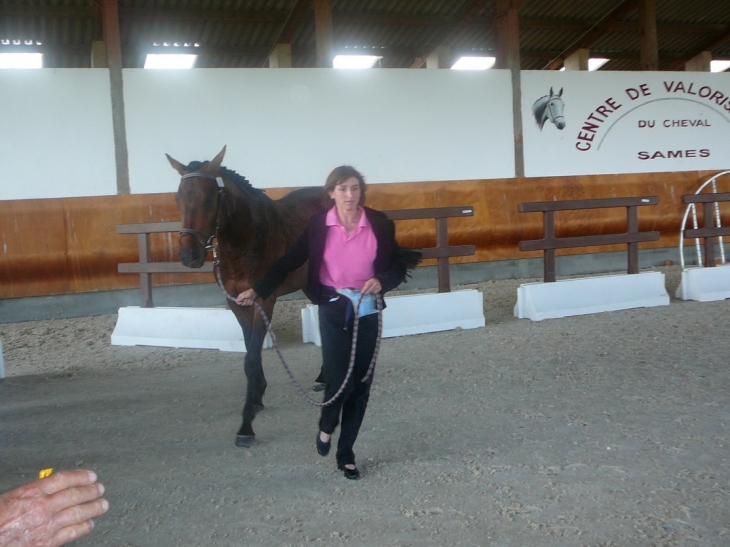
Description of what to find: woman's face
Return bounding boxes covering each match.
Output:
[328,176,361,213]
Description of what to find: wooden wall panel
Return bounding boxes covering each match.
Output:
[1,171,726,299]
[0,198,70,296]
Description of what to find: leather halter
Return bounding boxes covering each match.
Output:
[178,172,225,250]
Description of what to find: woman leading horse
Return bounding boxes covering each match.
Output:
[236,166,416,479]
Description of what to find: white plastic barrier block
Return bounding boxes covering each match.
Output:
[514,272,669,321]
[301,290,485,346]
[676,265,730,302]
[111,307,272,352]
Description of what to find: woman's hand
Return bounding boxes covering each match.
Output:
[361,278,382,295]
[235,289,258,306]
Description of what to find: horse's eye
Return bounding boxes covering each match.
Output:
[204,197,216,206]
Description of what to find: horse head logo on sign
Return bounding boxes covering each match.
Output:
[532,87,565,131]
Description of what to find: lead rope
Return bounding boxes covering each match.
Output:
[212,259,383,407]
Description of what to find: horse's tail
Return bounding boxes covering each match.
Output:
[400,247,423,280]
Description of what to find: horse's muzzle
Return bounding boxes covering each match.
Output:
[179,245,207,268]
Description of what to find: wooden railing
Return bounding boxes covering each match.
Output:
[117,206,475,307]
[383,206,475,293]
[518,197,660,282]
[681,192,730,267]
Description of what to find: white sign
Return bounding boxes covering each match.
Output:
[522,71,730,177]
[0,70,117,200]
[124,68,515,194]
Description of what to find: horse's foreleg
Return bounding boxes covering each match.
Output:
[232,302,272,448]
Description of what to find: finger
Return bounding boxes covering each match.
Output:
[52,519,96,547]
[53,497,109,532]
[48,483,105,514]
[38,470,97,496]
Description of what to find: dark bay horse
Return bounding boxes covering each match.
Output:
[167,146,326,447]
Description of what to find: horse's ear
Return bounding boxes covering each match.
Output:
[166,154,188,175]
[558,87,563,97]
[549,86,554,96]
[207,146,227,172]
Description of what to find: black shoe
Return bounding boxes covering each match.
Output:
[316,432,330,456]
[338,463,361,480]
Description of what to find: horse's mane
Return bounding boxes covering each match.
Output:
[532,95,549,129]
[185,160,264,196]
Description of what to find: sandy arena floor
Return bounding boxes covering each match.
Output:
[1,266,729,546]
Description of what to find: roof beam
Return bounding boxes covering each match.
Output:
[521,17,726,34]
[121,8,284,22]
[1,7,96,17]
[2,6,726,37]
[666,24,730,70]
[542,0,639,70]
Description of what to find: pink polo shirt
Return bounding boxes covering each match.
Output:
[319,206,377,290]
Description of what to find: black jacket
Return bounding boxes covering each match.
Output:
[253,206,409,305]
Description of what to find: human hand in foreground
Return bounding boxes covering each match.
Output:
[0,469,108,547]
[235,289,258,306]
[361,278,382,295]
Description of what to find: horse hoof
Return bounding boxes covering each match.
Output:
[235,434,256,448]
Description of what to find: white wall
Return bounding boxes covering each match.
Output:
[0,69,117,200]
[522,71,730,177]
[4,68,730,201]
[123,68,515,194]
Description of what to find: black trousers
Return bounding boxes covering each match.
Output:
[317,296,379,467]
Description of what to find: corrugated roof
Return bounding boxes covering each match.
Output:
[0,0,729,70]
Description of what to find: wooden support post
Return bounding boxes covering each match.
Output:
[101,0,130,194]
[137,233,153,308]
[269,43,292,68]
[627,206,639,274]
[495,0,520,71]
[495,0,525,178]
[426,46,451,69]
[639,0,658,71]
[703,202,716,267]
[91,41,107,68]
[563,48,590,70]
[313,0,334,68]
[435,217,451,292]
[543,211,556,282]
[685,51,712,72]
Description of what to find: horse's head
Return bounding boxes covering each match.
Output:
[167,146,227,268]
[546,87,565,130]
[533,87,566,131]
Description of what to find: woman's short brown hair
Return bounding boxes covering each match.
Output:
[323,165,366,208]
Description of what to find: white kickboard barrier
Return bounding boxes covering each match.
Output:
[514,272,669,321]
[111,307,272,352]
[676,265,730,302]
[301,290,485,346]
